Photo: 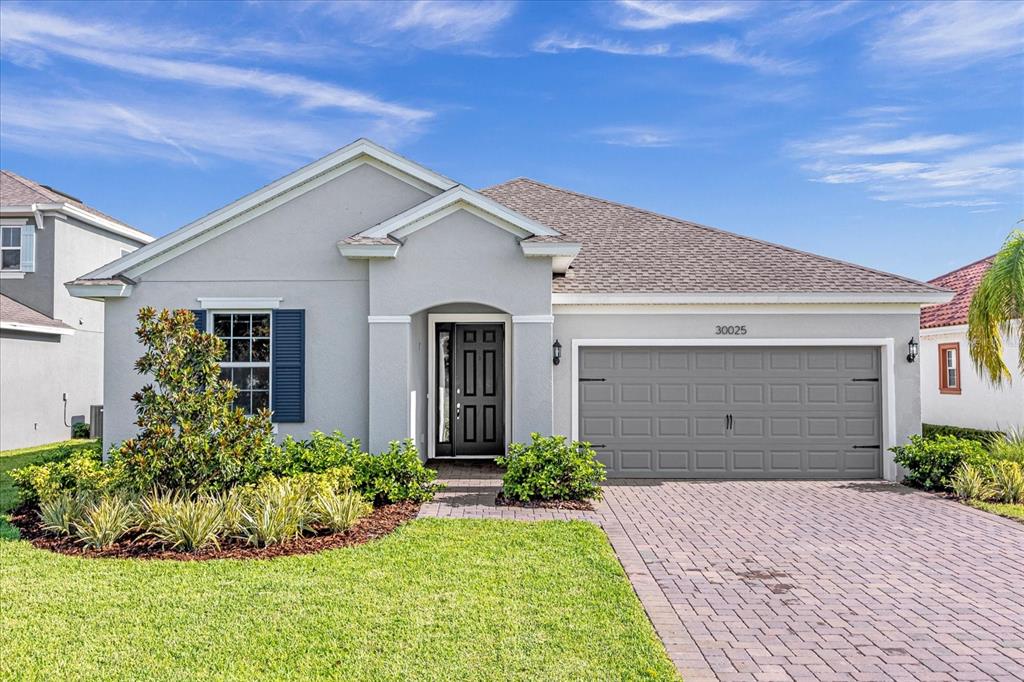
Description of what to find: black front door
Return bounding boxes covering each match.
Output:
[435,323,505,457]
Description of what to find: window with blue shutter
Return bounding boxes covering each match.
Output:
[191,309,207,333]
[271,309,305,423]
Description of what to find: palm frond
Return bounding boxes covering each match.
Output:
[968,229,1024,385]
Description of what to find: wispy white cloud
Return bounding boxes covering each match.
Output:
[613,0,753,30]
[0,91,377,166]
[533,34,804,74]
[870,1,1024,67]
[791,112,1023,205]
[588,125,680,148]
[321,0,515,48]
[534,34,670,56]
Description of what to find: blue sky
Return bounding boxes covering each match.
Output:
[1,0,1021,281]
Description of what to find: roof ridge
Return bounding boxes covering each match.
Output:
[487,177,946,294]
[927,253,996,284]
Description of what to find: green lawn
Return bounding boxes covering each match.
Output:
[0,443,678,681]
[967,500,1024,522]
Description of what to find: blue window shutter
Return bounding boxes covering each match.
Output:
[20,224,35,272]
[191,309,207,333]
[271,309,305,423]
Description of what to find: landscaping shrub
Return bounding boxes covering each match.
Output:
[314,489,371,533]
[497,433,606,502]
[950,464,993,501]
[891,434,989,491]
[359,440,441,505]
[990,461,1024,504]
[71,422,91,439]
[73,496,138,549]
[11,444,114,504]
[267,431,367,476]
[109,308,278,494]
[37,492,90,536]
[922,423,1002,443]
[140,490,225,552]
[236,478,314,547]
[989,428,1024,466]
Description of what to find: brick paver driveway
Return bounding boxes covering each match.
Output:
[421,464,1024,681]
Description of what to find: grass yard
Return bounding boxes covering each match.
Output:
[967,500,1024,522]
[0,443,678,681]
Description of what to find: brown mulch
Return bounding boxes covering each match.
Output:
[8,501,420,561]
[494,493,595,511]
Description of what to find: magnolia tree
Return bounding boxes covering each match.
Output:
[111,307,276,493]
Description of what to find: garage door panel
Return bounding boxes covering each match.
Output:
[579,346,881,479]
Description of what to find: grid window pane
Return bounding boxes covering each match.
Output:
[252,338,270,362]
[232,315,251,337]
[214,314,231,336]
[252,314,270,337]
[1,250,19,269]
[251,391,270,412]
[231,338,251,363]
[252,367,270,390]
[211,311,271,415]
[1,227,20,247]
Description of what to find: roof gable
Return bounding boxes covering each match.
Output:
[921,255,994,328]
[79,139,456,282]
[482,177,950,303]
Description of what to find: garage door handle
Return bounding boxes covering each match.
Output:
[852,445,880,449]
[591,444,607,448]
[851,378,879,382]
[579,378,606,382]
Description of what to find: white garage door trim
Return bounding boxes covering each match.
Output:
[571,338,898,480]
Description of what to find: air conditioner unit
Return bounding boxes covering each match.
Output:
[89,405,104,440]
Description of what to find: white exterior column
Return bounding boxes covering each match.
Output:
[511,315,554,443]
[368,315,411,453]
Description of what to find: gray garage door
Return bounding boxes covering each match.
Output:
[578,347,882,479]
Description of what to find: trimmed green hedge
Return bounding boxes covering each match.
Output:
[923,423,1003,443]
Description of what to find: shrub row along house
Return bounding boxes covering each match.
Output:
[0,171,152,449]
[68,139,951,480]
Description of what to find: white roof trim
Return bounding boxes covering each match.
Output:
[920,323,969,336]
[520,240,581,274]
[79,139,456,282]
[65,281,134,300]
[356,185,561,241]
[551,291,955,305]
[0,204,153,244]
[336,241,401,259]
[554,303,923,315]
[0,320,75,336]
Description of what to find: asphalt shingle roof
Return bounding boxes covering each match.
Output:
[920,256,994,329]
[0,294,72,331]
[481,177,944,296]
[0,170,139,231]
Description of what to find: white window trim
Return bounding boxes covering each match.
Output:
[1,225,22,272]
[426,313,513,460]
[569,337,898,480]
[945,348,958,388]
[0,271,25,279]
[198,297,282,310]
[209,310,273,414]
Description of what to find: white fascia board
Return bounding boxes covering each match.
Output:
[336,241,401,259]
[198,297,282,309]
[0,321,75,336]
[65,281,134,299]
[550,291,955,305]
[920,324,969,337]
[554,303,923,315]
[358,185,561,240]
[520,241,581,274]
[1,205,152,244]
[80,139,455,281]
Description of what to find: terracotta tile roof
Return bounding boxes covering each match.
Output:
[0,169,139,231]
[920,256,994,329]
[0,294,72,331]
[481,177,944,296]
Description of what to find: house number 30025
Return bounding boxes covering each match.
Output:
[715,325,747,335]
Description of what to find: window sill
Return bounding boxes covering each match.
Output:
[939,388,962,395]
[0,271,26,279]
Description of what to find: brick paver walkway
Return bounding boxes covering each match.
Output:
[420,463,1024,681]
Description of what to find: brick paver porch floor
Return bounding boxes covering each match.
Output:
[419,462,1024,681]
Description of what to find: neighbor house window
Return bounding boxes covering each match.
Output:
[1,226,21,270]
[212,312,271,413]
[938,343,961,395]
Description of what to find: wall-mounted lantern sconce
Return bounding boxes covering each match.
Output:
[553,339,562,365]
[907,337,919,363]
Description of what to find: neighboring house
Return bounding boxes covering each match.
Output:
[0,171,153,449]
[920,256,1023,432]
[69,139,950,480]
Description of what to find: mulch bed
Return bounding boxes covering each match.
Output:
[494,493,595,511]
[8,501,420,561]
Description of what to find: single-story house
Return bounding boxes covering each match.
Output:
[69,139,951,480]
[1,170,153,449]
[920,255,1023,432]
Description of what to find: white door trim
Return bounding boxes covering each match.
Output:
[570,337,897,479]
[427,313,513,460]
